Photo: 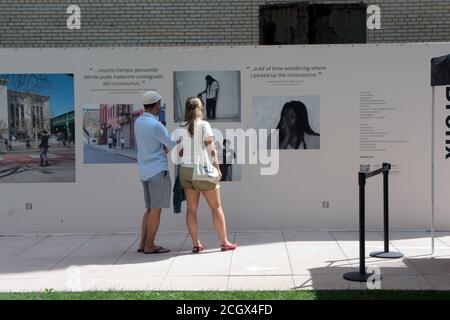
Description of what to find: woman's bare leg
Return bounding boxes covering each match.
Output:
[185,188,201,247]
[202,188,232,245]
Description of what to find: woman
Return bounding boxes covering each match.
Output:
[178,97,237,253]
[275,100,320,149]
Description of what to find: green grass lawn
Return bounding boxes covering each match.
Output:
[1,290,450,300]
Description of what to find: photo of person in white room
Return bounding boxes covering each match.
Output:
[197,75,219,120]
[174,71,241,123]
[253,96,320,150]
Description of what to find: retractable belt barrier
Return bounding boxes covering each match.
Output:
[343,163,403,282]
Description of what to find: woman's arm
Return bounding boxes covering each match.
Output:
[204,138,222,178]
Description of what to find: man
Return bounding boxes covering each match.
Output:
[134,90,178,254]
[39,130,49,167]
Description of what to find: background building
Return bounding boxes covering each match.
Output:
[0,79,50,143]
[98,104,134,148]
[51,111,75,145]
[83,108,100,144]
[0,1,448,47]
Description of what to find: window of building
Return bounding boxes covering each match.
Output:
[259,1,367,45]
[20,105,24,129]
[32,106,36,128]
[39,106,43,128]
[15,106,20,127]
[10,104,15,128]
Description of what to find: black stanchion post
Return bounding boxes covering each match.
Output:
[359,172,366,276]
[343,172,373,282]
[384,163,389,253]
[370,163,403,259]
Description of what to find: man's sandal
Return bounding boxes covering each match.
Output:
[143,246,170,254]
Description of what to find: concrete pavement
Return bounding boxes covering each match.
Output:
[0,231,449,292]
[0,149,75,183]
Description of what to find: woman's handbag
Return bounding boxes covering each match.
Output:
[192,123,220,184]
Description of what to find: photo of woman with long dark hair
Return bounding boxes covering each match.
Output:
[276,100,320,149]
[253,96,320,150]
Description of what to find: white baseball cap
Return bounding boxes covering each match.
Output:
[142,90,162,105]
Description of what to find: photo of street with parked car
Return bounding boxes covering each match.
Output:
[0,74,75,183]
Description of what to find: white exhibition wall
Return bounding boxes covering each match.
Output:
[0,43,449,234]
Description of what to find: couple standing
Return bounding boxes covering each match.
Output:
[134,91,237,254]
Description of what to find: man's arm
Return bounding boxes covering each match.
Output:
[154,123,178,150]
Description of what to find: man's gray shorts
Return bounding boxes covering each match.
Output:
[141,171,171,209]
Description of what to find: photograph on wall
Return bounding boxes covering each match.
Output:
[252,96,320,150]
[83,103,167,164]
[0,74,75,183]
[174,71,241,123]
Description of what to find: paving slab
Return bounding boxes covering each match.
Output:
[423,275,450,290]
[372,275,433,290]
[293,275,365,290]
[287,244,348,262]
[0,235,94,274]
[168,251,232,276]
[53,234,137,268]
[0,235,47,260]
[291,260,356,276]
[283,231,336,243]
[407,257,450,275]
[160,276,228,291]
[229,257,292,276]
[228,276,294,290]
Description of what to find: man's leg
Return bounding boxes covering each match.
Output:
[139,210,149,250]
[43,148,49,166]
[39,148,44,166]
[144,208,162,251]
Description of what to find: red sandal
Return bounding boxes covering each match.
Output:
[221,243,237,251]
[192,244,205,253]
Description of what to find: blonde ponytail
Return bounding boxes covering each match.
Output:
[183,97,204,136]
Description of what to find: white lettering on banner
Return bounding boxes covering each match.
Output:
[366,266,381,289]
[446,87,450,159]
[66,5,81,30]
[170,128,280,175]
[367,5,381,30]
